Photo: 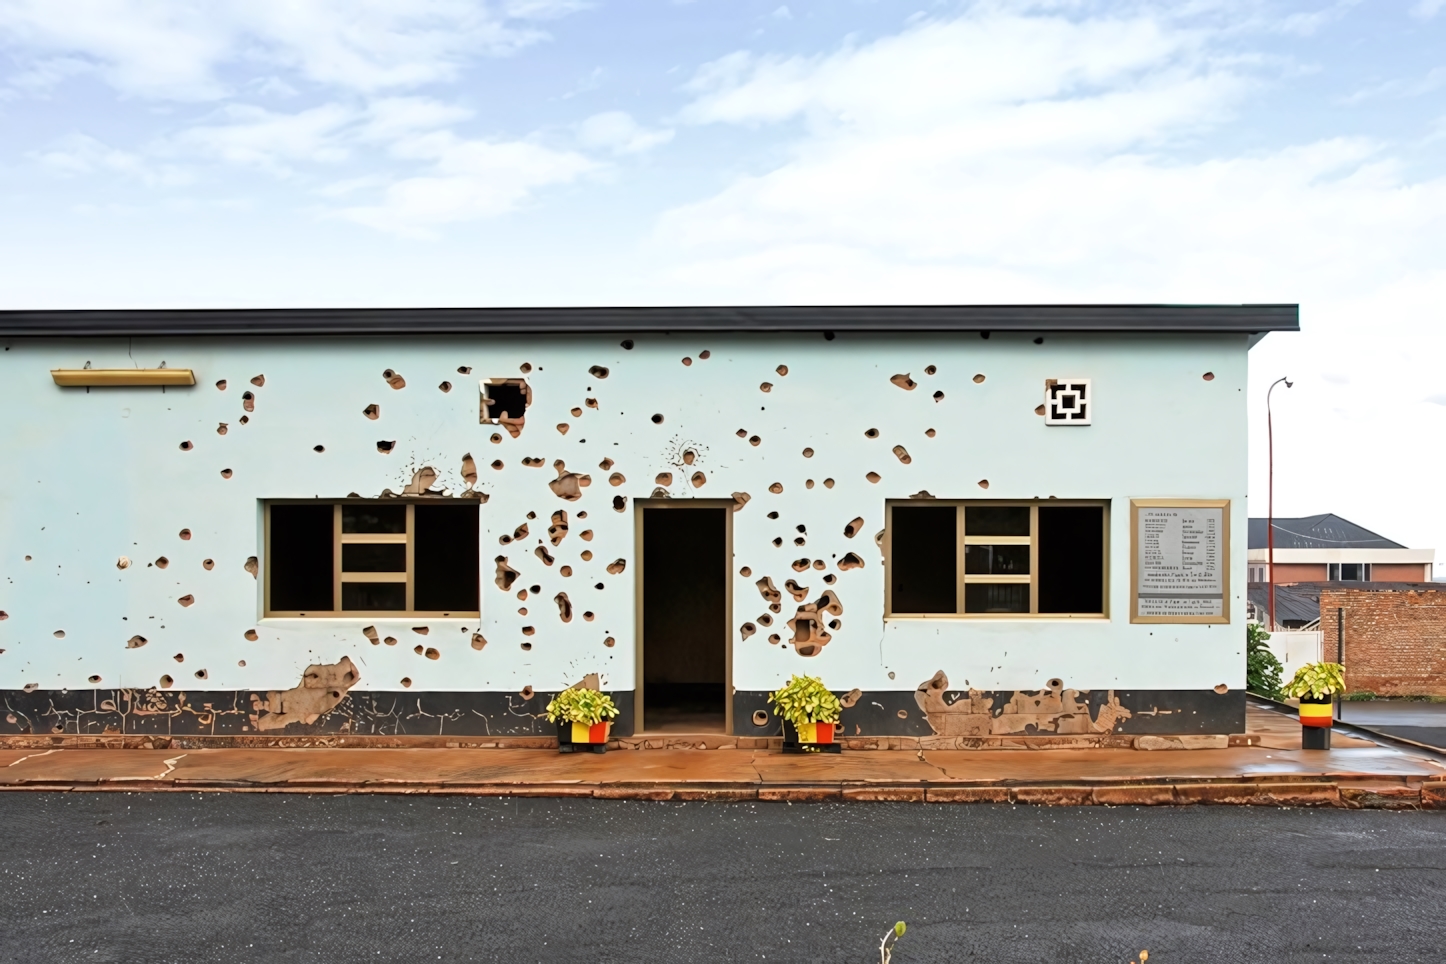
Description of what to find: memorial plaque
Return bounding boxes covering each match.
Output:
[1131,500,1230,623]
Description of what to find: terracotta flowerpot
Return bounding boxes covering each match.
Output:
[557,720,612,754]
[782,720,842,754]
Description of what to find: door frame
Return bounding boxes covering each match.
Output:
[633,498,735,735]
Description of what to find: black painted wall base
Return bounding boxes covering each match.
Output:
[733,688,1245,738]
[0,688,635,739]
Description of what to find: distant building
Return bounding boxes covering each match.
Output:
[1247,514,1434,584]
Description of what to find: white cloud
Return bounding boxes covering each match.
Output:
[1411,0,1446,20]
[576,111,674,154]
[31,132,190,185]
[170,103,359,172]
[0,0,584,99]
[340,134,596,237]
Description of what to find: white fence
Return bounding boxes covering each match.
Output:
[1265,630,1324,682]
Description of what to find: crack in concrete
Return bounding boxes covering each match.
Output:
[6,749,59,767]
[110,753,188,782]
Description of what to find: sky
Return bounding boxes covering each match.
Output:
[0,0,1443,573]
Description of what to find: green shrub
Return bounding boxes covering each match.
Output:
[1284,662,1346,700]
[1245,623,1284,699]
[767,675,842,728]
[545,687,620,726]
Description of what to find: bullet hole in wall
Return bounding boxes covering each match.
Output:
[925,365,937,375]
[1203,372,1215,381]
[980,331,990,339]
[651,414,664,424]
[823,573,837,584]
[439,381,452,393]
[864,428,879,438]
[238,416,249,425]
[769,482,783,494]
[973,373,986,383]
[174,653,185,663]
[802,447,814,457]
[603,636,616,647]
[682,357,692,366]
[580,529,594,541]
[490,433,502,443]
[53,630,65,638]
[892,445,912,464]
[749,435,761,446]
[221,468,233,478]
[530,584,541,594]
[759,382,772,393]
[377,440,396,454]
[739,566,753,577]
[772,538,783,547]
[583,610,595,621]
[156,556,169,569]
[202,559,214,570]
[595,582,605,590]
[383,369,406,389]
[159,675,173,688]
[589,366,609,378]
[458,366,472,374]
[933,391,945,402]
[216,379,227,390]
[178,595,195,607]
[250,374,266,387]
[520,642,532,651]
[127,634,147,648]
[244,557,258,578]
[838,552,865,571]
[926,428,937,438]
[571,407,583,417]
[242,392,255,412]
[179,440,193,451]
[1033,337,1044,345]
[314,445,325,453]
[823,478,835,488]
[866,472,881,483]
[823,331,835,341]
[890,373,916,390]
[621,339,634,350]
[401,677,412,688]
[194,669,208,680]
[556,423,569,435]
[978,479,990,489]
[655,472,673,486]
[609,472,626,486]
[492,460,504,470]
[519,363,533,374]
[613,496,627,512]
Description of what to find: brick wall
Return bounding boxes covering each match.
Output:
[1321,588,1446,697]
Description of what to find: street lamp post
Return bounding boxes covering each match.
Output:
[1266,376,1293,631]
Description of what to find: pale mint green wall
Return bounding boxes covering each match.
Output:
[0,331,1249,696]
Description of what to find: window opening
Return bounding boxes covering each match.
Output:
[887,500,1107,617]
[267,501,480,617]
[481,380,530,422]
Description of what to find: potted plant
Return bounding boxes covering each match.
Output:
[546,686,619,754]
[768,674,843,754]
[1285,661,1345,750]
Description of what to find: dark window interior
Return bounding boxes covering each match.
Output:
[485,381,529,420]
[342,582,406,611]
[343,504,406,533]
[964,544,1030,575]
[413,502,481,612]
[341,543,406,572]
[964,582,1028,613]
[643,507,726,732]
[1037,505,1104,613]
[270,504,334,612]
[891,506,957,613]
[965,505,1030,536]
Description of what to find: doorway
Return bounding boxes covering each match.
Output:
[639,504,729,733]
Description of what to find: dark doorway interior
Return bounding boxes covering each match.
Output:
[642,506,727,733]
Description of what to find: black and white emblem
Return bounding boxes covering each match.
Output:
[1045,379,1091,425]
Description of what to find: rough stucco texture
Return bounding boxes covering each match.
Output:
[0,332,1249,723]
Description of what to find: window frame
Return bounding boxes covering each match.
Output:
[884,499,1110,620]
[263,499,481,618]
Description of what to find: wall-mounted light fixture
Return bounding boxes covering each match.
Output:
[51,369,196,387]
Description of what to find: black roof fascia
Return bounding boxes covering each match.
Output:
[0,304,1299,337]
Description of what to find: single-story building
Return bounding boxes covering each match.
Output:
[0,304,1297,744]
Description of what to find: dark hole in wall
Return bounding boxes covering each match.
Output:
[1038,505,1105,614]
[485,381,528,420]
[342,582,406,611]
[270,504,334,611]
[413,502,481,612]
[642,507,727,732]
[890,505,956,613]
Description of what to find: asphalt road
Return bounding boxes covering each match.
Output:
[1,794,1444,964]
[1336,701,1446,751]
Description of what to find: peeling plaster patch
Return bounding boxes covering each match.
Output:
[555,592,573,622]
[242,392,255,412]
[549,463,590,501]
[866,472,881,484]
[244,629,259,641]
[909,490,934,499]
[548,511,569,545]
[244,557,258,579]
[252,657,360,731]
[756,576,781,606]
[892,445,912,464]
[787,589,842,657]
[125,634,147,649]
[116,556,131,570]
[535,545,555,566]
[383,369,406,389]
[731,492,750,512]
[606,558,627,575]
[362,626,380,645]
[913,671,1133,737]
[589,366,609,379]
[890,373,917,390]
[740,622,756,640]
[494,557,521,592]
[402,466,439,495]
[783,579,810,602]
[178,595,195,607]
[471,633,487,651]
[838,553,865,571]
[462,454,478,487]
